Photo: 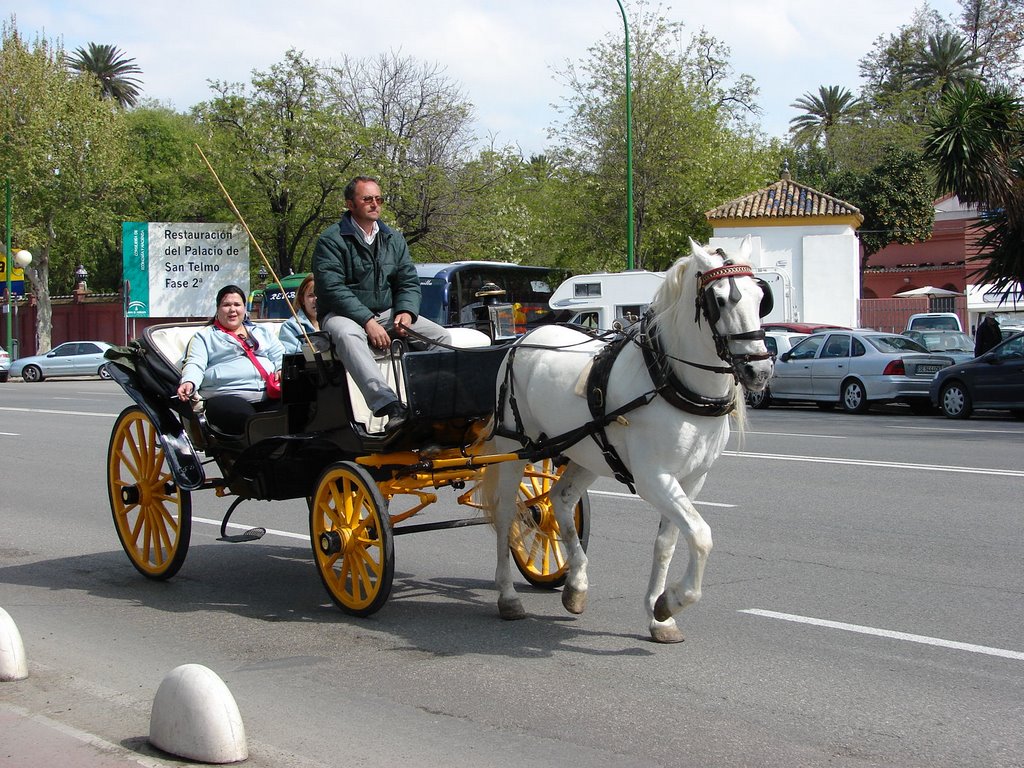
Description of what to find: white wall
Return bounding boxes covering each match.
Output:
[710,224,860,326]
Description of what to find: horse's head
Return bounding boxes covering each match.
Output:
[687,236,774,391]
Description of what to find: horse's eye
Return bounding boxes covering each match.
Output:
[716,295,727,308]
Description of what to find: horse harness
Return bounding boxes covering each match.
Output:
[495,260,772,492]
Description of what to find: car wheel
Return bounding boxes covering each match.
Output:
[98,365,112,380]
[746,387,770,409]
[939,381,972,419]
[21,365,43,383]
[841,379,869,414]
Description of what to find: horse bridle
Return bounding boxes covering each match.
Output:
[694,261,773,369]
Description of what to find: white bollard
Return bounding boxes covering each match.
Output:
[0,606,29,681]
[149,663,248,764]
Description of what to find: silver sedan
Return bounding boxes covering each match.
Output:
[763,331,955,414]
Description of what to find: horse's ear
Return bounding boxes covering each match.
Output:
[689,238,708,260]
[738,234,752,263]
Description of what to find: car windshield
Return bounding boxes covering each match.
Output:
[869,335,929,353]
[912,331,974,352]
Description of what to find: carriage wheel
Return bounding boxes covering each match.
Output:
[310,462,394,616]
[107,406,192,580]
[511,459,591,589]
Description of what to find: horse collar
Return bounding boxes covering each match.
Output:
[639,313,736,417]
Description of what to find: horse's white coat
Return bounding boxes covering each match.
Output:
[485,238,773,643]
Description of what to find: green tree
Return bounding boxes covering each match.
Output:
[844,146,936,265]
[924,80,1024,291]
[67,42,143,107]
[196,49,365,277]
[1,21,131,351]
[906,31,979,95]
[550,2,777,271]
[788,86,863,150]
[957,0,1024,92]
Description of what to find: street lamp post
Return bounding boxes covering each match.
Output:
[615,0,636,271]
[4,180,31,358]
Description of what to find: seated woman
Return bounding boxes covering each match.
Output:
[176,284,284,435]
[278,273,320,354]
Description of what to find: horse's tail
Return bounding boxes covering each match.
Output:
[730,381,747,447]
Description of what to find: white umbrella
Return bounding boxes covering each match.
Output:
[893,285,962,298]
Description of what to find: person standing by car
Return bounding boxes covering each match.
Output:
[278,273,320,354]
[974,312,1001,357]
[313,175,450,432]
[176,284,284,434]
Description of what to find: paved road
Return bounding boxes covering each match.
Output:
[1,380,1022,767]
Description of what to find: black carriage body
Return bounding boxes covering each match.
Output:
[107,323,508,502]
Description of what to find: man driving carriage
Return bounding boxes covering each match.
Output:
[313,175,451,433]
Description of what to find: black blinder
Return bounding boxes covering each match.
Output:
[755,278,774,318]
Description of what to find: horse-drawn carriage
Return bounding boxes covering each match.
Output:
[105,238,774,643]
[104,321,589,617]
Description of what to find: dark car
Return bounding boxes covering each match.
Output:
[930,332,1024,419]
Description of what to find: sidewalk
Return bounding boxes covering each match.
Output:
[0,707,177,768]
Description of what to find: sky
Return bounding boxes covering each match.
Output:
[7,1,964,156]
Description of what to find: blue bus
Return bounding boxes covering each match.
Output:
[255,262,568,334]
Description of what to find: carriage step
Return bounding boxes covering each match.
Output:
[218,527,267,543]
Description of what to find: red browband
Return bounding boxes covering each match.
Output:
[698,264,754,289]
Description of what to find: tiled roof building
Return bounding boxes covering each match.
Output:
[706,169,863,227]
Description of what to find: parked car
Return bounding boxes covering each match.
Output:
[901,330,976,364]
[761,322,848,334]
[905,312,963,333]
[930,331,1024,419]
[9,341,114,382]
[762,331,955,413]
[746,331,808,408]
[1001,325,1024,341]
[0,345,10,382]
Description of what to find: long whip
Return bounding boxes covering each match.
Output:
[194,144,313,348]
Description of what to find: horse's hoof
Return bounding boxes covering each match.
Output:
[498,597,526,621]
[561,586,587,615]
[654,593,673,621]
[650,623,686,644]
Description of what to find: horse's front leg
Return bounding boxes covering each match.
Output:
[636,473,710,644]
[548,462,596,615]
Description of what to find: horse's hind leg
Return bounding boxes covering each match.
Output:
[549,462,596,615]
[637,473,711,644]
[488,459,529,620]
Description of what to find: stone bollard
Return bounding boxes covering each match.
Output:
[0,606,29,681]
[149,663,247,763]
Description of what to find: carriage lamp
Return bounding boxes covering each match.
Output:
[74,263,88,289]
[475,282,515,341]
[257,265,268,285]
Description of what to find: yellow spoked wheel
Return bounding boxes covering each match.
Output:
[310,462,394,616]
[511,459,590,589]
[107,406,191,580]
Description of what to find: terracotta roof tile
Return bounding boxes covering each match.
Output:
[706,178,863,222]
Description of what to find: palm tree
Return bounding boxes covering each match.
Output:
[67,43,142,107]
[788,85,862,147]
[907,32,979,94]
[924,80,1024,291]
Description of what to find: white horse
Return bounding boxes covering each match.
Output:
[484,237,774,643]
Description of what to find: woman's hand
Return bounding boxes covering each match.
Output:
[176,381,195,401]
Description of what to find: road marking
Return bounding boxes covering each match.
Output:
[0,702,177,768]
[888,424,1024,435]
[740,609,1024,661]
[744,431,846,439]
[193,515,310,541]
[724,450,1024,477]
[0,431,18,436]
[0,406,117,418]
[589,489,734,508]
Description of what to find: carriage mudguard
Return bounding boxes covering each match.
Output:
[105,361,206,491]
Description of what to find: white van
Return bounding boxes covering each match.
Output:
[905,313,964,333]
